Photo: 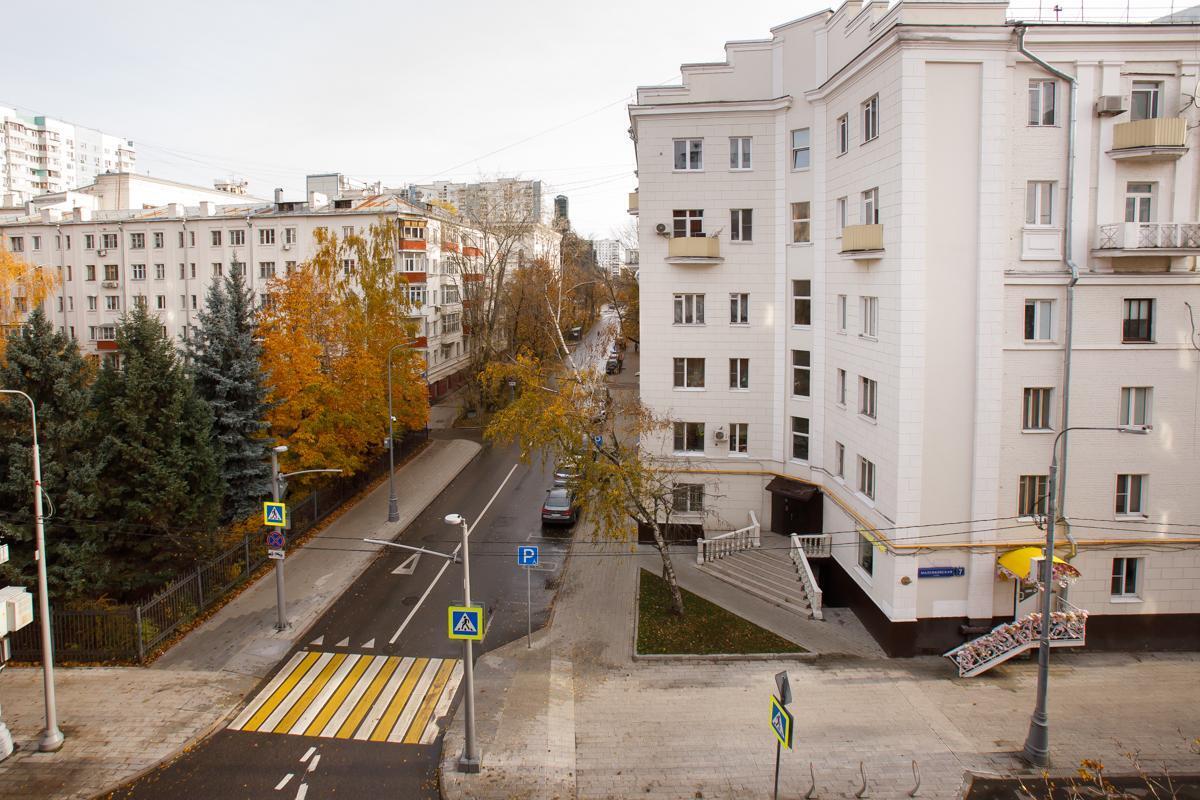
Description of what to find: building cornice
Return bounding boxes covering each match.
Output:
[628,96,793,119]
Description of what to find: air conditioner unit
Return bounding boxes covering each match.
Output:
[1095,95,1127,116]
[97,249,107,257]
[282,243,292,251]
[713,425,727,442]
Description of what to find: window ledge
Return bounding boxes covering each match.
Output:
[1023,340,1058,346]
[729,168,753,173]
[729,240,754,246]
[792,324,813,331]
[858,334,878,342]
[672,451,705,457]
[791,167,811,173]
[787,241,814,248]
[672,169,705,174]
[1116,513,1149,520]
[729,388,750,393]
[1022,428,1054,435]
[672,387,707,392]
[788,458,810,465]
[729,323,750,328]
[1109,595,1143,604]
[672,323,706,328]
[728,452,750,458]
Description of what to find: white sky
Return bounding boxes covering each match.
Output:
[4,0,1170,238]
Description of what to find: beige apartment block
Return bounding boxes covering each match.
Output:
[630,0,1200,657]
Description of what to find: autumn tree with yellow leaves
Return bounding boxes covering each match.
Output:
[0,244,59,348]
[258,220,427,479]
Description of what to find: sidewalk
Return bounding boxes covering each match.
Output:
[0,437,481,800]
[442,535,1200,800]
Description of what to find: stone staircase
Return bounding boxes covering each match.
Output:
[699,544,813,618]
[943,596,1088,677]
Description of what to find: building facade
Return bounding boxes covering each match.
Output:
[630,0,1200,655]
[1,107,136,205]
[592,238,625,275]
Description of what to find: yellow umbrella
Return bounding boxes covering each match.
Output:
[997,546,1081,583]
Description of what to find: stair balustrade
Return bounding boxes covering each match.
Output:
[695,512,760,564]
[788,534,824,620]
[943,596,1087,677]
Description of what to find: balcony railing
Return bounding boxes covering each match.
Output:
[666,236,722,264]
[1110,118,1187,160]
[1095,222,1200,255]
[627,192,638,216]
[840,224,884,256]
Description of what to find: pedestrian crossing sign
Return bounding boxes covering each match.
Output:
[448,605,484,641]
[263,501,287,528]
[770,694,793,749]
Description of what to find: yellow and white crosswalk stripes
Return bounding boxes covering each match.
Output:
[229,650,463,744]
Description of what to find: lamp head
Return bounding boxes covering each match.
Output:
[444,513,465,526]
[273,445,289,453]
[1119,425,1152,435]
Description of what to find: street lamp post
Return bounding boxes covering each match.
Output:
[1022,424,1149,767]
[444,512,481,773]
[0,390,63,752]
[386,339,418,523]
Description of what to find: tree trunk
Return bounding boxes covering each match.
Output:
[651,523,685,617]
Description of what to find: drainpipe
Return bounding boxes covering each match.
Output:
[1016,26,1079,554]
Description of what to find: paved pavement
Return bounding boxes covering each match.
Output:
[442,534,1200,800]
[0,436,481,800]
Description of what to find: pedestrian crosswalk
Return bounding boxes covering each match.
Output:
[228,650,463,744]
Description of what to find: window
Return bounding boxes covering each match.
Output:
[84,234,95,250]
[862,188,879,225]
[673,357,705,389]
[154,263,165,280]
[672,209,704,238]
[730,209,753,242]
[672,482,705,513]
[860,296,878,338]
[729,293,748,325]
[179,263,186,279]
[156,295,166,310]
[285,227,297,245]
[104,264,118,281]
[791,128,811,169]
[1131,81,1160,121]
[89,324,115,341]
[231,261,245,277]
[1028,79,1057,126]
[1026,181,1055,226]
[63,265,72,281]
[402,222,426,240]
[406,284,427,305]
[212,262,223,277]
[673,138,703,171]
[1115,474,1146,515]
[1024,299,1054,341]
[1122,299,1154,343]
[342,226,354,239]
[729,358,749,390]
[1018,474,1048,517]
[341,259,355,276]
[792,350,810,397]
[1125,183,1153,223]
[729,423,748,454]
[259,228,276,245]
[858,530,875,574]
[792,280,811,326]
[791,416,810,461]
[129,232,145,249]
[729,137,751,170]
[862,95,879,142]
[101,233,117,249]
[153,232,163,249]
[190,263,197,279]
[230,229,245,246]
[403,253,427,272]
[835,197,847,234]
[791,202,810,243]
[180,295,187,310]
[87,296,97,311]
[133,294,147,310]
[191,295,198,310]
[1110,557,1142,597]
[836,369,847,406]
[1119,387,1152,427]
[285,261,297,275]
[837,295,847,333]
[835,442,845,478]
[1022,387,1053,430]
[858,457,876,500]
[836,114,849,155]
[672,422,705,453]
[105,295,120,311]
[131,263,146,281]
[860,376,878,419]
[259,262,276,279]
[211,230,222,246]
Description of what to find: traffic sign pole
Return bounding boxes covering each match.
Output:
[270,447,288,632]
[526,565,531,649]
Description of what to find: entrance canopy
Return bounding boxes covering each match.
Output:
[997,546,1081,585]
[765,476,818,502]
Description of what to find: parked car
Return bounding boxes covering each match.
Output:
[541,487,579,526]
[605,356,619,375]
[553,461,580,487]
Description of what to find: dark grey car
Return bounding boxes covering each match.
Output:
[541,487,579,526]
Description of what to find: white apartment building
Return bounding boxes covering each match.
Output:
[630,0,1200,656]
[1,107,135,205]
[592,238,625,275]
[0,174,479,399]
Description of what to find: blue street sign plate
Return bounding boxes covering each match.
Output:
[263,502,287,528]
[917,566,965,579]
[448,605,485,641]
[770,695,793,749]
[517,545,539,567]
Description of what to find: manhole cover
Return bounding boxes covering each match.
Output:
[401,595,419,606]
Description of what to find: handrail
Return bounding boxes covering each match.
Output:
[696,511,759,564]
[944,594,1087,676]
[795,533,831,559]
[789,534,824,620]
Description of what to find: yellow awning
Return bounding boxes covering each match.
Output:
[997,546,1080,582]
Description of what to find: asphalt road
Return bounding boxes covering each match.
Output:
[105,437,572,800]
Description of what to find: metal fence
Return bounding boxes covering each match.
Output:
[9,431,428,664]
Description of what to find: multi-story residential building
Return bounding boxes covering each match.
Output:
[0,174,482,399]
[412,178,558,227]
[630,0,1200,656]
[1,107,135,205]
[592,238,625,276]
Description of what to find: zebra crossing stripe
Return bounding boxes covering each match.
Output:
[337,656,405,739]
[233,651,321,732]
[273,653,348,734]
[384,658,438,743]
[369,657,429,742]
[401,658,457,744]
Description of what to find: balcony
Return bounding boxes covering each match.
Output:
[839,224,884,259]
[1094,222,1200,257]
[1109,118,1188,161]
[627,192,639,216]
[666,235,722,265]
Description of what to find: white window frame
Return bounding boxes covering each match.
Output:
[834,442,845,478]
[729,137,751,170]
[859,376,878,420]
[1018,474,1048,517]
[672,482,705,513]
[860,296,878,339]
[285,227,297,245]
[1028,79,1057,126]
[1119,387,1152,428]
[1131,81,1160,121]
[672,209,704,238]
[1022,387,1053,431]
[1115,474,1147,516]
[1125,182,1154,223]
[672,423,705,454]
[131,263,146,281]
[790,416,810,462]
[129,232,145,249]
[1122,298,1155,344]
[837,295,848,333]
[729,422,749,455]
[1110,557,1142,598]
[791,129,811,170]
[210,230,222,246]
[259,228,276,245]
[835,197,847,234]
[791,350,810,398]
[858,456,876,501]
[730,208,753,242]
[729,293,749,325]
[862,188,880,225]
[729,358,750,390]
[673,138,704,171]
[862,95,879,142]
[673,293,705,325]
[791,202,810,244]
[836,368,847,406]
[1026,181,1055,226]
[836,114,849,155]
[673,357,705,389]
[792,279,811,327]
[1024,299,1054,342]
[229,229,245,246]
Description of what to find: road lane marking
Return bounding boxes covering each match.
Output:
[362,638,375,649]
[354,657,415,741]
[401,658,456,744]
[297,654,364,736]
[388,463,520,645]
[273,653,348,733]
[392,552,421,575]
[421,660,465,744]
[369,657,429,742]
[335,637,349,647]
[334,656,402,739]
[294,784,308,800]
[310,636,323,647]
[229,651,311,731]
[275,774,294,790]
[233,652,322,732]
[307,754,320,772]
[386,658,439,743]
[300,746,316,763]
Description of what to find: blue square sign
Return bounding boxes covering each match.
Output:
[517,545,539,567]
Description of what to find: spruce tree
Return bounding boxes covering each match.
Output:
[188,271,271,522]
[0,309,97,598]
[90,306,221,597]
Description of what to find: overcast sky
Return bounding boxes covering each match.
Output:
[4,0,1164,238]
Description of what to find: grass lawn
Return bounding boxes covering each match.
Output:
[636,569,807,655]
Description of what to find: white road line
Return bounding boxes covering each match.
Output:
[362,638,375,649]
[307,754,321,773]
[319,655,386,738]
[353,656,415,741]
[300,746,316,763]
[228,651,308,730]
[385,659,439,743]
[335,637,349,647]
[388,463,520,645]
[287,655,360,735]
[420,660,465,744]
[275,774,294,791]
[294,783,308,800]
[310,636,323,647]
[261,654,335,733]
[392,552,420,575]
